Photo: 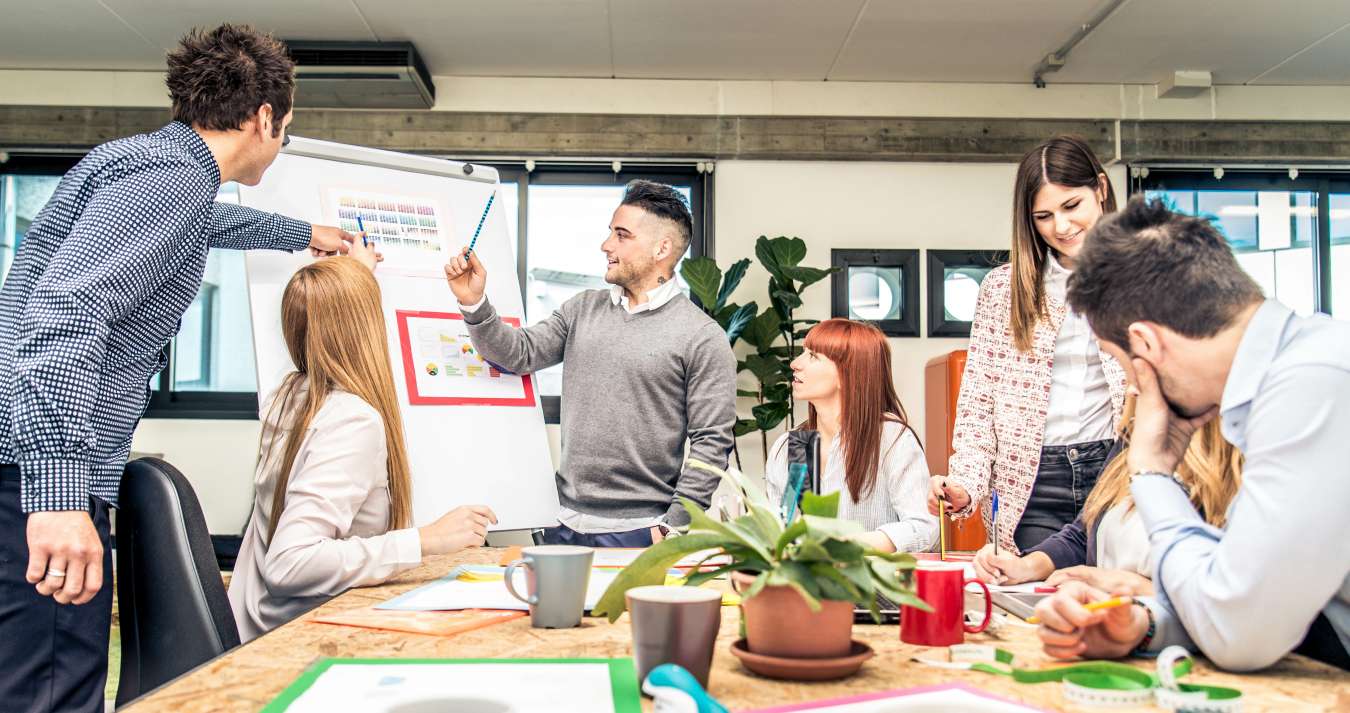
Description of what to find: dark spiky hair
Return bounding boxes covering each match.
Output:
[1067,196,1263,349]
[166,24,294,136]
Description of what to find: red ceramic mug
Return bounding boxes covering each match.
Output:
[900,561,992,647]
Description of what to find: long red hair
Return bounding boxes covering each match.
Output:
[798,319,918,503]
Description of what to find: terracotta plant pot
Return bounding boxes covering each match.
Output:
[732,571,853,659]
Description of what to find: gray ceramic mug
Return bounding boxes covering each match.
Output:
[626,585,723,687]
[503,545,594,628]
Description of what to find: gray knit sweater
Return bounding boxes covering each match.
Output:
[461,289,737,526]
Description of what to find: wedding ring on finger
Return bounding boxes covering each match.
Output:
[45,568,67,579]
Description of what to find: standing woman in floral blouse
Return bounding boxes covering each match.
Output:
[927,135,1128,553]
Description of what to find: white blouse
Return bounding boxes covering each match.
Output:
[1042,254,1114,445]
[765,421,938,553]
[228,380,422,642]
[1095,501,1153,576]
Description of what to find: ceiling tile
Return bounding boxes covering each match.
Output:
[357,0,613,77]
[1051,0,1350,84]
[610,0,867,80]
[1250,23,1350,85]
[101,0,376,52]
[0,0,161,70]
[829,0,1100,82]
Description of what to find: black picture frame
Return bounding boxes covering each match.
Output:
[926,249,1007,337]
[830,249,920,337]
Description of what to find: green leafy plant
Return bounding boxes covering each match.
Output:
[592,458,929,624]
[680,236,836,464]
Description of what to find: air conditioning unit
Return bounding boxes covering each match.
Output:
[285,41,435,110]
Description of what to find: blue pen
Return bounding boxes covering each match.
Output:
[466,193,494,256]
[355,215,368,247]
[992,490,1000,555]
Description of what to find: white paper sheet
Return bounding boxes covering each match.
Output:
[278,661,625,713]
[741,684,1041,712]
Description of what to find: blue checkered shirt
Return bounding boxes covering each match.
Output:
[0,121,311,512]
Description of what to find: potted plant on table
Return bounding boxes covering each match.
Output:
[593,459,929,660]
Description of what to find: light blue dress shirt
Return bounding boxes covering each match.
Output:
[1132,299,1350,671]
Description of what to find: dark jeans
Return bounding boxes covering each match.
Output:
[541,523,654,548]
[1014,439,1113,552]
[0,465,113,713]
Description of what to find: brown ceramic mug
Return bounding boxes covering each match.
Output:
[626,585,723,688]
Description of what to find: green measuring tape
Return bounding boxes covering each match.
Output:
[918,644,1243,710]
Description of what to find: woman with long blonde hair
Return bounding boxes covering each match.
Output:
[229,245,496,642]
[971,393,1243,595]
[929,135,1129,554]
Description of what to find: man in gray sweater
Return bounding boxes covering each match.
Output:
[443,180,736,547]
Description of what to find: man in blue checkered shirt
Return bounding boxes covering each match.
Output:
[0,25,360,712]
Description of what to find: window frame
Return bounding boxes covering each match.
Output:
[829,248,921,337]
[1134,168,1350,316]
[925,249,1007,337]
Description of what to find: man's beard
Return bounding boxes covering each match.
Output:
[606,259,650,290]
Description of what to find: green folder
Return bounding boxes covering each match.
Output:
[263,658,641,713]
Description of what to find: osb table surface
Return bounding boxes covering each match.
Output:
[124,548,1349,712]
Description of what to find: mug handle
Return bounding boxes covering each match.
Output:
[963,577,993,633]
[503,558,538,605]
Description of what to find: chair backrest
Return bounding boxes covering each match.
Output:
[115,457,240,706]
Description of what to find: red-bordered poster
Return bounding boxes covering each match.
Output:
[395,310,537,407]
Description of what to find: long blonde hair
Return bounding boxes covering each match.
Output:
[261,258,412,544]
[1081,394,1243,530]
[1009,135,1116,352]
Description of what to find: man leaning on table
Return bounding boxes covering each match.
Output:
[1031,196,1350,671]
[0,25,361,713]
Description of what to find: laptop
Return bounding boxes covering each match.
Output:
[854,592,902,624]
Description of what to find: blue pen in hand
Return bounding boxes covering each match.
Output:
[466,193,494,257]
[992,490,1000,555]
[355,215,368,248]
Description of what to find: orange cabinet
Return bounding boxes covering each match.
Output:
[924,350,988,551]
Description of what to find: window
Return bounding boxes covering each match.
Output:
[1332,192,1350,319]
[1138,170,1348,320]
[925,250,1006,337]
[829,249,920,337]
[1,158,261,417]
[2,155,712,423]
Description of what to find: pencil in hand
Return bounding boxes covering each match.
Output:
[1027,596,1132,625]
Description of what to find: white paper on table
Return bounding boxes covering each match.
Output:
[376,568,619,612]
[739,683,1041,712]
[985,581,1051,594]
[279,661,623,713]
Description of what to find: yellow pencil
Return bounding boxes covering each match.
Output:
[938,494,947,562]
[1027,596,1132,625]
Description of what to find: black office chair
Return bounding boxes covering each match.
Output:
[115,457,240,706]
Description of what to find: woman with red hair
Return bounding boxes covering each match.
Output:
[765,319,938,552]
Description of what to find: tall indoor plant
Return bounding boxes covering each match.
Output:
[593,459,928,658]
[679,236,836,465]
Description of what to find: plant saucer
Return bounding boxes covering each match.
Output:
[729,638,874,681]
